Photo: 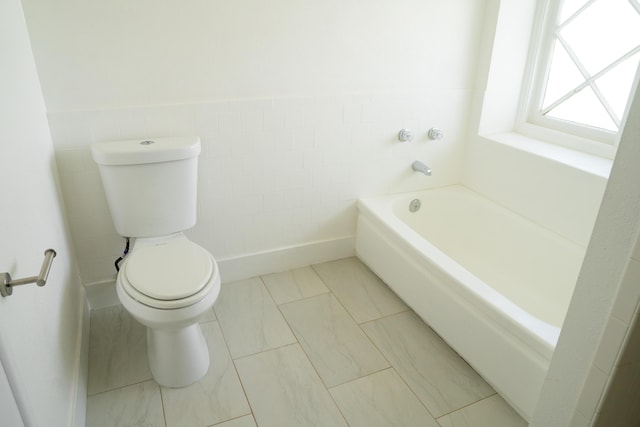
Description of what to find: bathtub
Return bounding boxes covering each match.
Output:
[355,185,585,420]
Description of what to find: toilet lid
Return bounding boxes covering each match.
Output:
[124,239,213,300]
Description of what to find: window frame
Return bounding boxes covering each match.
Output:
[516,0,640,157]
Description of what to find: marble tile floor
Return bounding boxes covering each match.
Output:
[86,257,527,427]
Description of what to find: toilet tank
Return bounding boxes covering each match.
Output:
[91,136,201,237]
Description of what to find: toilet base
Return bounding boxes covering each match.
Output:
[147,323,210,388]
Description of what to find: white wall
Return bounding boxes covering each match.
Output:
[464,135,608,247]
[466,0,640,424]
[22,0,481,111]
[13,0,640,423]
[531,72,640,427]
[0,0,87,425]
[21,0,487,286]
[463,0,609,248]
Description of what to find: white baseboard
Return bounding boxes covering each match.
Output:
[72,290,90,427]
[84,278,119,310]
[83,236,355,309]
[218,236,355,282]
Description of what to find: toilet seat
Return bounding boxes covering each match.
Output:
[119,239,217,309]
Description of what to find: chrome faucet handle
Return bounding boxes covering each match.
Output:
[428,128,444,140]
[398,129,414,142]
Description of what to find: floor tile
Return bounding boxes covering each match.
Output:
[85,260,525,427]
[235,344,348,427]
[280,293,389,387]
[161,322,251,427]
[362,311,495,417]
[212,415,257,427]
[437,394,527,427]
[329,368,439,427]
[199,305,217,323]
[86,381,164,427]
[261,266,329,305]
[214,278,297,358]
[87,305,152,395]
[312,257,407,323]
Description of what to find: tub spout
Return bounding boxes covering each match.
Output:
[412,161,432,176]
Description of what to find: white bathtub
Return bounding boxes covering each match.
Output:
[355,185,585,420]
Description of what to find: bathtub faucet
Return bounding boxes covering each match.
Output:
[411,161,432,176]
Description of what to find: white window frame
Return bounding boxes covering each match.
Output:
[516,0,640,158]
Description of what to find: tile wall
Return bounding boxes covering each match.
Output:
[50,91,471,285]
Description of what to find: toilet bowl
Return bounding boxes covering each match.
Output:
[117,233,221,387]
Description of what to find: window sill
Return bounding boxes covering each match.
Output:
[481,131,613,179]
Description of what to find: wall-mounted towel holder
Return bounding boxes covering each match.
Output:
[1,249,57,297]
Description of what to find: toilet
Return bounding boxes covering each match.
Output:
[91,136,220,388]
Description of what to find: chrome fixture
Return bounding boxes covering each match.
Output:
[409,199,421,212]
[411,161,432,176]
[398,129,414,142]
[428,128,444,140]
[1,249,57,297]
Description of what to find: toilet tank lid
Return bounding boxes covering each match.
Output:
[91,136,201,165]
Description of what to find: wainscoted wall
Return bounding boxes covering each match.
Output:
[21,0,486,286]
[51,91,471,284]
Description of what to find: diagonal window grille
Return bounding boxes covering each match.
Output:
[540,0,640,132]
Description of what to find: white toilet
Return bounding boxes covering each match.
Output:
[91,136,221,388]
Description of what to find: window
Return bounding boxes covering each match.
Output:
[525,0,640,147]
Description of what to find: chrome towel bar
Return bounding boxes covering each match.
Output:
[1,249,57,297]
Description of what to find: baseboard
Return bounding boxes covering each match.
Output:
[217,236,355,282]
[84,278,119,310]
[71,289,90,427]
[83,236,355,309]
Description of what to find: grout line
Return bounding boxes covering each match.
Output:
[274,289,353,426]
[207,413,257,427]
[200,320,255,427]
[268,268,415,427]
[325,379,354,427]
[357,307,410,327]
[86,260,505,426]
[326,366,395,391]
[274,288,332,308]
[233,270,352,425]
[272,268,384,385]
[266,275,362,415]
[359,309,499,422]
[198,308,217,324]
[86,378,157,397]
[260,265,332,307]
[158,385,169,427]
[231,341,300,363]
[278,310,332,391]
[356,314,440,422]
[219,354,256,426]
[434,391,499,420]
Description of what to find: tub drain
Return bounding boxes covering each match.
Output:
[409,198,421,212]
